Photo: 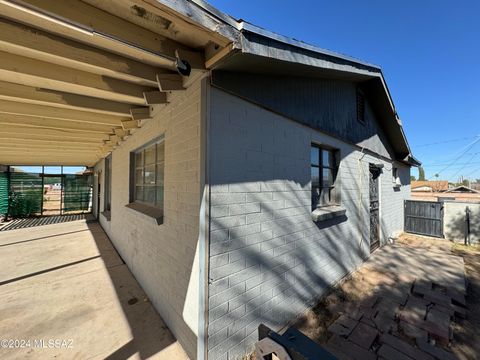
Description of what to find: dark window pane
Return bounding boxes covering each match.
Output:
[322,149,334,168]
[157,142,165,163]
[156,162,164,186]
[145,145,156,165]
[144,165,156,185]
[135,169,143,186]
[311,166,320,186]
[322,168,333,187]
[144,187,155,205]
[135,186,144,201]
[135,151,143,169]
[311,147,319,166]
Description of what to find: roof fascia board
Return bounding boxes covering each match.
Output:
[152,0,240,42]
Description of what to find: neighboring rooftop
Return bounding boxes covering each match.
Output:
[411,181,449,192]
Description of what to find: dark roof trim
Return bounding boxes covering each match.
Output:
[239,21,381,70]
[402,155,422,167]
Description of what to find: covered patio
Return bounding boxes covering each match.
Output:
[0,217,188,359]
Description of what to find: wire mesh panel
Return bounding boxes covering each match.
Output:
[9,171,43,217]
[0,171,8,217]
[62,174,93,213]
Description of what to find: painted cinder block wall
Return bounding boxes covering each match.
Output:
[94,75,205,359]
[444,202,480,243]
[206,88,410,359]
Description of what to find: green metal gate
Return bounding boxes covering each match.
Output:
[0,170,9,217]
[3,166,93,218]
[9,171,43,217]
[62,174,93,213]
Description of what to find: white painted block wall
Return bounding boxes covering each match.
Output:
[207,88,410,359]
[94,76,204,359]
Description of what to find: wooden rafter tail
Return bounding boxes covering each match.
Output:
[143,91,168,105]
[156,74,185,91]
[130,107,151,121]
[122,119,140,130]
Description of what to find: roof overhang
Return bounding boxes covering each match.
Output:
[0,0,235,166]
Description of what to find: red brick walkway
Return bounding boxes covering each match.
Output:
[324,244,466,360]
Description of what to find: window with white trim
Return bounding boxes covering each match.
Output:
[132,138,164,209]
[392,167,400,186]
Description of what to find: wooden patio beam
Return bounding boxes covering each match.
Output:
[0,51,151,105]
[0,125,111,141]
[0,18,173,87]
[0,0,203,69]
[0,113,119,134]
[0,81,134,117]
[0,99,127,126]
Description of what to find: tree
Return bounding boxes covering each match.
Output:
[418,167,426,181]
[410,175,417,181]
[435,173,439,179]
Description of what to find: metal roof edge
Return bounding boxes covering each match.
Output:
[187,0,381,71]
[238,21,381,70]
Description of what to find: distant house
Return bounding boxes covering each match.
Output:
[445,185,480,194]
[411,180,449,192]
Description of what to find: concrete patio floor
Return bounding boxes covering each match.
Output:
[0,218,188,360]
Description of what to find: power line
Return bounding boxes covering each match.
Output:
[413,135,480,148]
[448,153,478,182]
[426,160,480,168]
[427,137,480,180]
[463,165,480,180]
[423,153,480,166]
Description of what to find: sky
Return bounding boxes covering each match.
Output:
[13,166,86,174]
[208,0,480,183]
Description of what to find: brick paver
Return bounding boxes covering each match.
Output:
[348,322,378,350]
[322,243,467,360]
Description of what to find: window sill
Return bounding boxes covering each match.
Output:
[125,202,164,225]
[101,211,111,221]
[311,205,346,222]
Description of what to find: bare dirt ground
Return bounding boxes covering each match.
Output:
[289,234,480,359]
[42,189,61,215]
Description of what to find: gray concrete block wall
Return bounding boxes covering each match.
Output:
[94,74,206,359]
[444,202,480,243]
[207,88,410,359]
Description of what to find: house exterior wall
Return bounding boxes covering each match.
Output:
[93,74,205,359]
[211,71,396,160]
[206,87,410,359]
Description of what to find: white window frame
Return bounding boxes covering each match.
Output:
[131,137,165,209]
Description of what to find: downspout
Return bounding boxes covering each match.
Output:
[198,76,211,360]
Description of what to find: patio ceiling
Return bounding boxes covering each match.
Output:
[0,0,233,166]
